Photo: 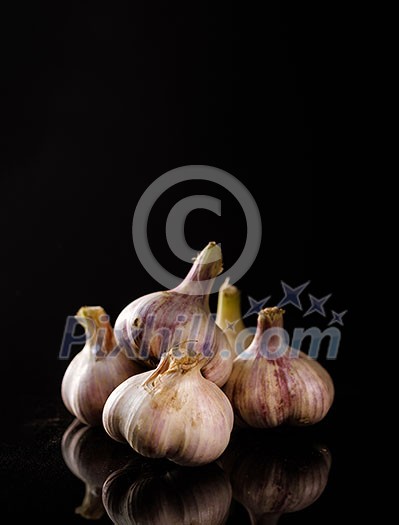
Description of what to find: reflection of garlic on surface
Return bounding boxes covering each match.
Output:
[114,242,233,386]
[102,461,232,525]
[103,345,234,466]
[61,418,132,520]
[61,306,145,426]
[220,431,332,525]
[223,307,334,428]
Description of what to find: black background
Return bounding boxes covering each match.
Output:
[1,2,364,523]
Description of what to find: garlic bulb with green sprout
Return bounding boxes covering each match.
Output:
[61,306,145,426]
[103,344,234,466]
[223,307,334,428]
[216,277,253,354]
[114,242,233,386]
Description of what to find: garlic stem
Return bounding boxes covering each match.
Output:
[143,343,205,392]
[75,485,104,520]
[254,307,285,338]
[248,512,281,525]
[216,278,246,333]
[216,277,251,354]
[174,241,223,296]
[76,306,116,358]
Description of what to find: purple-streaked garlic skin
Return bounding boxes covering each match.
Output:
[114,242,233,387]
[102,349,234,467]
[61,306,145,426]
[223,307,334,428]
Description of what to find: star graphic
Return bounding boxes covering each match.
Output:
[328,310,347,326]
[243,296,271,318]
[277,281,311,310]
[225,321,236,332]
[304,293,332,317]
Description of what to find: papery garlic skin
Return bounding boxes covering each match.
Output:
[103,348,234,466]
[114,242,233,387]
[223,307,334,428]
[61,306,145,426]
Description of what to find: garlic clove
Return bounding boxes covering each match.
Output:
[61,306,145,426]
[103,345,234,466]
[114,242,234,387]
[223,307,334,428]
[61,418,135,520]
[102,460,232,525]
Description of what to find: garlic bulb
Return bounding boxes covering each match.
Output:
[223,307,334,428]
[220,431,331,525]
[216,277,252,353]
[103,346,234,466]
[61,418,132,519]
[102,461,232,525]
[114,242,233,386]
[61,306,145,426]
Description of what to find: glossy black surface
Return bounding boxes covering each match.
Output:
[0,391,364,524]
